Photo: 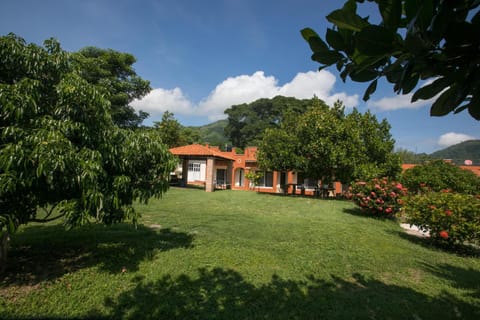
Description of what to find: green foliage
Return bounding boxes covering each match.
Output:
[257,127,303,171]
[224,96,323,148]
[0,34,176,241]
[71,46,151,127]
[396,148,433,164]
[302,0,480,119]
[404,192,480,248]
[154,111,190,148]
[186,119,230,147]
[245,171,263,188]
[401,160,480,194]
[258,100,400,183]
[349,178,407,217]
[344,108,401,180]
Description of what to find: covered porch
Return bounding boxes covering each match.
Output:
[169,144,235,192]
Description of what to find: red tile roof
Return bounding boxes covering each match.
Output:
[169,144,236,161]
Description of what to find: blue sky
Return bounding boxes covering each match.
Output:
[1,0,478,153]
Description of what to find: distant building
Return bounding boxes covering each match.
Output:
[169,144,342,196]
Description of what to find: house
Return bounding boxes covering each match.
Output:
[169,144,343,196]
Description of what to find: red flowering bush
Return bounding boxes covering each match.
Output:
[404,192,480,247]
[349,178,408,217]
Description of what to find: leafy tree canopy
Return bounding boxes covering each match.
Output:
[154,111,201,148]
[224,96,328,149]
[71,46,151,127]
[396,148,433,164]
[301,0,480,119]
[258,101,401,183]
[0,34,176,270]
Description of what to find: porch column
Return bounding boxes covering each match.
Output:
[227,160,233,187]
[205,157,215,192]
[181,158,189,187]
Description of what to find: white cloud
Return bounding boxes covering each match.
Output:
[367,93,434,111]
[197,71,279,116]
[132,70,359,122]
[438,132,477,147]
[368,79,444,111]
[130,87,194,118]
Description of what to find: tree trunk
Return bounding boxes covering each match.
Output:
[0,231,10,274]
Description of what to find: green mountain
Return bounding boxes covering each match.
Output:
[187,119,230,147]
[430,140,480,165]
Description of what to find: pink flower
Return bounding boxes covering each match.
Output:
[357,181,366,186]
[439,230,449,239]
[375,184,381,189]
[395,183,403,190]
[389,191,397,198]
[385,207,393,214]
[429,205,437,210]
[370,191,377,197]
[445,210,452,216]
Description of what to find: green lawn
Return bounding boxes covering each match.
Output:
[1,187,479,319]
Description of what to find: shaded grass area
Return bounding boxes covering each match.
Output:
[1,187,479,319]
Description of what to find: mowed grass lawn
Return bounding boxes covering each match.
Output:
[1,188,479,319]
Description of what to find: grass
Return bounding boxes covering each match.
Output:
[1,187,479,319]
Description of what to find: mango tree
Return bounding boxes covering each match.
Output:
[0,34,176,272]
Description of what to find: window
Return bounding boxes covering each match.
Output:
[257,171,273,188]
[188,163,201,172]
[235,168,244,187]
[296,172,317,189]
[216,168,226,185]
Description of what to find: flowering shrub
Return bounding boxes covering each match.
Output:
[349,178,408,217]
[404,192,480,247]
[401,160,480,195]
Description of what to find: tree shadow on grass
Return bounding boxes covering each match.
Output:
[1,223,193,286]
[391,230,480,257]
[99,267,480,320]
[421,263,480,300]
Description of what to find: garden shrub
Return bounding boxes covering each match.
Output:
[350,178,408,217]
[404,192,480,247]
[401,160,480,194]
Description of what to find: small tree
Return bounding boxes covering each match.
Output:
[245,171,263,190]
[257,100,400,184]
[0,34,176,271]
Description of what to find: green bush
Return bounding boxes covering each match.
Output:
[401,160,480,194]
[404,192,480,247]
[349,178,408,217]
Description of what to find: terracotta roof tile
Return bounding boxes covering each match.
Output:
[169,144,236,161]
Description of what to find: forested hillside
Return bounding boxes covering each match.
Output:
[186,120,230,147]
[430,140,480,165]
